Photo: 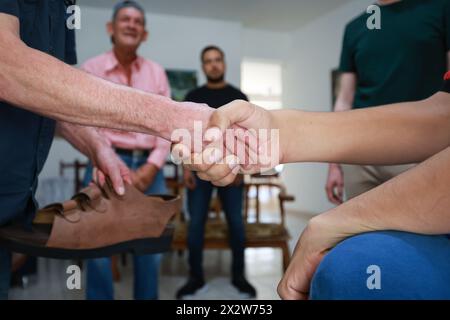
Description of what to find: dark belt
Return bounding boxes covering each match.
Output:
[115,148,150,158]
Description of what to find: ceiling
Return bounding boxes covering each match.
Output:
[79,0,354,32]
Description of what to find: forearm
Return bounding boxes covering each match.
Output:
[277,93,450,165]
[316,147,450,238]
[0,31,206,140]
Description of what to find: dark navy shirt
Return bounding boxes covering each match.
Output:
[443,72,450,93]
[0,0,77,226]
[185,84,248,109]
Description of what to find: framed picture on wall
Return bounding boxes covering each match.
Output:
[166,69,198,102]
[331,69,342,109]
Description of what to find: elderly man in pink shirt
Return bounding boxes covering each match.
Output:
[80,1,170,300]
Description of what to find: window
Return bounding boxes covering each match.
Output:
[241,59,284,175]
[241,59,283,110]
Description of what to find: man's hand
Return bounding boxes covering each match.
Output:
[174,100,282,186]
[232,174,244,187]
[131,162,158,193]
[90,144,132,195]
[56,122,131,195]
[325,163,344,205]
[183,170,197,190]
[277,215,346,300]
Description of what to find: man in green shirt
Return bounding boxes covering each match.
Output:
[326,0,450,204]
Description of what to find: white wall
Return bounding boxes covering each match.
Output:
[242,28,292,62]
[281,0,373,213]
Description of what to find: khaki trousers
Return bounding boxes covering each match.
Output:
[342,164,415,200]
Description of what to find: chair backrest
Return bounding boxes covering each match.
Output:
[59,160,88,192]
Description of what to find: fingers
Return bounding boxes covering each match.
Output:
[182,147,221,172]
[277,256,312,301]
[94,163,129,196]
[326,179,344,205]
[171,143,191,165]
[119,161,133,186]
[325,180,334,203]
[212,167,241,187]
[204,100,254,143]
[102,167,125,196]
[336,184,344,204]
[174,101,256,184]
[93,167,106,187]
[92,167,98,184]
[326,183,340,205]
[277,281,308,300]
[196,154,240,186]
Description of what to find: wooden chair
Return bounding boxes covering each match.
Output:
[59,160,88,193]
[171,171,295,271]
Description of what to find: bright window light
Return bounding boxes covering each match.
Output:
[241,59,283,110]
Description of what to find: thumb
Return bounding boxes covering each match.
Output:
[204,100,254,142]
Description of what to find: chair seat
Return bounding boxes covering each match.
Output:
[173,221,290,244]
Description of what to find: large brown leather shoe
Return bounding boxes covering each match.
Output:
[0,181,180,259]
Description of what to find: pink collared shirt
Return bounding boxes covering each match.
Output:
[81,51,171,169]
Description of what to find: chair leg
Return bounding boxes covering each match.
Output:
[121,253,127,266]
[111,255,121,282]
[281,243,290,272]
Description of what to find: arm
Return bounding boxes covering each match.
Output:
[326,72,356,204]
[132,68,173,192]
[333,73,355,112]
[180,91,449,185]
[0,14,211,140]
[56,122,131,195]
[447,50,450,70]
[278,146,450,299]
[279,91,450,165]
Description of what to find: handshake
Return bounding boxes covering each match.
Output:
[170,100,282,186]
[91,99,285,195]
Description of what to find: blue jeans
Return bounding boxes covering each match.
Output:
[311,231,450,300]
[83,153,167,300]
[187,174,245,280]
[0,249,11,300]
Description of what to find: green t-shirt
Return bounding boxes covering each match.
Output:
[339,0,450,109]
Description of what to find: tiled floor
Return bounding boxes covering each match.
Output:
[8,201,314,300]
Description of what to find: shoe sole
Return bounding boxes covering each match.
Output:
[0,224,174,259]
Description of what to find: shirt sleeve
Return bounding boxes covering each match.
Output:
[184,91,193,102]
[146,137,171,169]
[444,0,450,51]
[0,0,19,18]
[65,23,77,65]
[240,91,249,102]
[338,24,356,73]
[79,60,93,73]
[443,80,450,93]
[442,72,450,93]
